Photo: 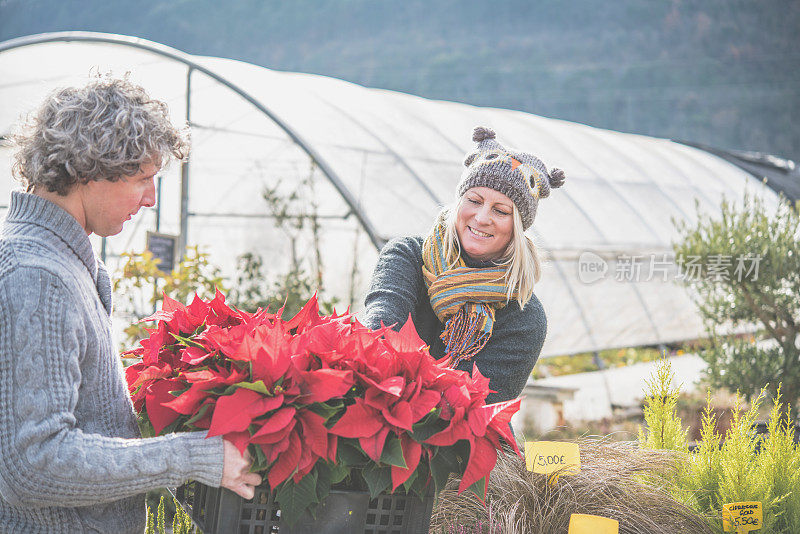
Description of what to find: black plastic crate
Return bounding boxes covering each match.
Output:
[176,481,434,534]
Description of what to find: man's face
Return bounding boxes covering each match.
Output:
[78,161,159,237]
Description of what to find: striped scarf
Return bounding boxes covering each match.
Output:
[421,212,516,368]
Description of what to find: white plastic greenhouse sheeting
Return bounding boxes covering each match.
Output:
[0,33,779,357]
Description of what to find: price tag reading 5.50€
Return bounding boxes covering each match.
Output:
[568,513,619,534]
[524,441,581,476]
[722,502,762,532]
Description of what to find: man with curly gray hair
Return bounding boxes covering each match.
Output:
[0,76,260,533]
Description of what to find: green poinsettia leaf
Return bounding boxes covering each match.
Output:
[329,463,350,485]
[159,417,185,436]
[410,410,446,442]
[402,469,418,493]
[251,444,270,472]
[379,437,407,469]
[172,334,205,349]
[409,473,430,500]
[310,400,344,421]
[314,464,333,505]
[184,402,213,427]
[337,441,369,466]
[233,380,270,394]
[220,384,238,396]
[137,414,155,438]
[452,439,471,465]
[467,476,486,501]
[429,447,459,495]
[362,464,391,499]
[275,470,319,526]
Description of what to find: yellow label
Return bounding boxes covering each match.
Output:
[722,502,762,532]
[568,513,619,534]
[524,441,581,476]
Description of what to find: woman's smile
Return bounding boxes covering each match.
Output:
[468,226,493,238]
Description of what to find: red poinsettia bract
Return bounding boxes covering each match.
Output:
[125,291,521,513]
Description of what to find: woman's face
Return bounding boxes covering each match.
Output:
[455,187,514,262]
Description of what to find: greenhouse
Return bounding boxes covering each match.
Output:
[0,32,779,357]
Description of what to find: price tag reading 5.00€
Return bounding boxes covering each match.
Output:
[723,502,762,532]
[568,513,619,534]
[524,441,581,476]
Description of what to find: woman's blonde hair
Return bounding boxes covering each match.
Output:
[438,195,541,309]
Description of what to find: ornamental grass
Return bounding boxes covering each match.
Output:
[431,437,713,534]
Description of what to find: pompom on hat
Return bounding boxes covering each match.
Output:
[457,126,565,230]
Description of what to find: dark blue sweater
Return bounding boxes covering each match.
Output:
[362,236,547,404]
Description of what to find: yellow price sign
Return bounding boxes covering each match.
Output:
[524,441,580,482]
[568,513,619,534]
[722,501,762,532]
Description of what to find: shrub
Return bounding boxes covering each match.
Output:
[640,359,800,533]
[226,252,338,319]
[673,192,800,408]
[113,246,226,348]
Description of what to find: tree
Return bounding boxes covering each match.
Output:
[673,191,800,409]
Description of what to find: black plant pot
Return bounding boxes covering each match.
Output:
[176,481,434,534]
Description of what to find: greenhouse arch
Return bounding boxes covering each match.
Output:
[0,32,781,357]
[0,31,384,251]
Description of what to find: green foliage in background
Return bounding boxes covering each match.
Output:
[114,160,340,349]
[641,359,800,533]
[531,345,667,379]
[227,252,338,319]
[673,192,800,408]
[226,163,339,317]
[145,496,196,534]
[114,245,339,350]
[638,360,688,451]
[113,246,226,348]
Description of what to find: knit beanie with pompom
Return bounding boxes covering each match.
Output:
[457,126,565,230]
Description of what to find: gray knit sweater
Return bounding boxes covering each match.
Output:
[362,236,547,404]
[0,192,224,534]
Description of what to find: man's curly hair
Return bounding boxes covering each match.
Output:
[12,75,189,195]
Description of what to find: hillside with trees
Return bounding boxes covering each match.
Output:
[2,0,798,163]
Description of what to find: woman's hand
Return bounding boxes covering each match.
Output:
[220,439,262,499]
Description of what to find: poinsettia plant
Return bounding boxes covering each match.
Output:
[125,290,521,525]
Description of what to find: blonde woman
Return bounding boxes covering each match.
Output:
[362,126,565,404]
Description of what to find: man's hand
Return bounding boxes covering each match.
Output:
[220,440,262,499]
